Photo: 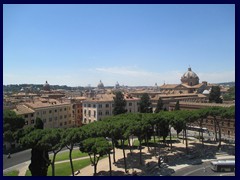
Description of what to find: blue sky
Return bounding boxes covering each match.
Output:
[3,4,235,86]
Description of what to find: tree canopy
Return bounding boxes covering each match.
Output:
[139,93,152,113]
[209,86,222,103]
[113,91,127,115]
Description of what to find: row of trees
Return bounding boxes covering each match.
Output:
[12,105,234,176]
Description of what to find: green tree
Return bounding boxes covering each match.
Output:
[79,137,112,176]
[113,91,127,115]
[62,128,83,176]
[154,97,164,113]
[209,86,222,103]
[139,93,152,113]
[34,117,44,129]
[20,129,50,176]
[175,100,180,110]
[38,128,64,176]
[3,110,25,132]
[223,86,235,101]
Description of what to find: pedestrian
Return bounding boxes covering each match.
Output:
[7,153,11,159]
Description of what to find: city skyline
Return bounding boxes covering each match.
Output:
[3,4,235,86]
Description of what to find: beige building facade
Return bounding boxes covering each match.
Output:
[14,98,74,128]
[82,94,140,124]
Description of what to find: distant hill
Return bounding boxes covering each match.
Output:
[215,81,235,87]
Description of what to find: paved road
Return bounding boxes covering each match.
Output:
[3,149,31,170]
[3,146,79,170]
[172,158,235,176]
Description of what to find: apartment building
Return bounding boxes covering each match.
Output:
[82,94,140,124]
[14,98,73,128]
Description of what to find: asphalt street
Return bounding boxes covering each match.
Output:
[172,159,235,176]
[3,146,79,170]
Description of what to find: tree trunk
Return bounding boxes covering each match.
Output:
[153,132,156,155]
[182,131,185,144]
[29,148,50,176]
[93,155,97,176]
[169,127,172,152]
[185,129,188,154]
[69,147,74,176]
[108,152,112,176]
[111,138,116,163]
[121,140,127,173]
[51,153,57,176]
[214,117,218,141]
[139,139,142,165]
[128,138,132,156]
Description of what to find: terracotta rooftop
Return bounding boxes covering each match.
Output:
[14,105,35,115]
[160,84,179,89]
[24,98,71,109]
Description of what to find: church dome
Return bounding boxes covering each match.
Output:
[181,67,199,86]
[182,68,199,79]
[97,80,104,89]
[43,81,50,91]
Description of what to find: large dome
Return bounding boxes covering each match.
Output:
[181,68,199,86]
[97,80,104,89]
[182,68,199,79]
[43,81,50,91]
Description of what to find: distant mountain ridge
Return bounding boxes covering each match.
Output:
[215,81,235,87]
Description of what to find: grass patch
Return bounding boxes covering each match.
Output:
[47,158,91,176]
[26,156,107,176]
[3,170,19,176]
[25,170,31,176]
[49,149,88,162]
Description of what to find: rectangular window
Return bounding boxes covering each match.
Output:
[106,111,109,115]
[129,103,132,106]
[49,110,52,113]
[64,108,67,111]
[84,104,86,107]
[55,109,57,113]
[88,110,91,116]
[88,104,91,107]
[24,114,28,118]
[64,122,67,125]
[64,115,67,119]
[99,111,102,116]
[99,104,102,108]
[84,110,86,115]
[94,111,96,117]
[31,114,34,117]
[93,104,96,108]
[60,122,62,126]
[49,118,52,122]
[60,115,63,119]
[31,120,34,124]
[106,104,109,108]
[60,109,62,112]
